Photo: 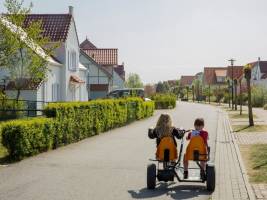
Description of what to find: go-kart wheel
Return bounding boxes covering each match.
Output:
[206,164,216,192]
[147,163,156,189]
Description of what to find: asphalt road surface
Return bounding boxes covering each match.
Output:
[0,102,220,200]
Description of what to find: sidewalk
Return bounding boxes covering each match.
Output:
[212,110,254,200]
[224,105,267,200]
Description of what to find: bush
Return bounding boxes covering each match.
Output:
[1,98,154,160]
[151,94,176,109]
[0,94,25,121]
[251,86,267,107]
[2,118,54,160]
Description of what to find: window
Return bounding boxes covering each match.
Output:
[68,50,77,70]
[52,83,60,102]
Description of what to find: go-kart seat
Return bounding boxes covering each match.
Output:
[184,135,208,161]
[156,137,177,161]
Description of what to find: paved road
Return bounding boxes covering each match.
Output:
[0,102,220,200]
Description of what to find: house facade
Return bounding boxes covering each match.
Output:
[80,38,125,91]
[0,6,88,104]
[80,50,112,99]
[180,76,195,87]
[250,59,267,88]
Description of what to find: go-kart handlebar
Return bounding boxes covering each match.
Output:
[148,128,191,139]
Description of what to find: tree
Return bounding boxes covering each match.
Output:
[125,73,143,88]
[192,85,195,102]
[213,86,225,105]
[234,79,238,110]
[244,65,254,126]
[239,79,243,115]
[144,84,155,97]
[0,0,58,100]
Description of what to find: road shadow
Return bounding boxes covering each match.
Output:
[128,183,211,199]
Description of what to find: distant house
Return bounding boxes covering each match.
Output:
[80,38,125,90]
[250,59,267,87]
[203,66,243,86]
[80,50,112,99]
[0,6,88,104]
[195,72,203,81]
[180,76,195,87]
[203,67,227,86]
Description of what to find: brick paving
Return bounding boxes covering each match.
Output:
[252,184,267,200]
[212,111,254,200]
[235,132,267,145]
[227,106,267,200]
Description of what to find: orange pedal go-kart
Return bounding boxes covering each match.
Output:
[147,129,215,192]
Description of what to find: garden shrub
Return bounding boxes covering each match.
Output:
[151,93,176,109]
[0,93,25,120]
[1,98,154,160]
[251,86,267,107]
[1,118,54,160]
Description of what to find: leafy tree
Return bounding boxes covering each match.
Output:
[213,86,225,104]
[162,81,170,93]
[144,84,155,97]
[244,65,254,126]
[156,82,164,93]
[125,73,143,88]
[0,0,58,100]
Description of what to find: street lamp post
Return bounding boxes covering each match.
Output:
[228,58,235,110]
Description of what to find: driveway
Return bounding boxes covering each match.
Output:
[0,102,219,200]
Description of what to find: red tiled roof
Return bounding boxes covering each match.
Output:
[227,66,244,80]
[23,14,72,42]
[180,76,195,87]
[204,67,227,85]
[80,38,97,49]
[83,49,118,65]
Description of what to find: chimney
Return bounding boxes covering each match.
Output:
[69,6,74,16]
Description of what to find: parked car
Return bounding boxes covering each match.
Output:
[107,88,145,99]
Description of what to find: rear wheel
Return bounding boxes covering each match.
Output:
[206,164,216,192]
[147,163,156,189]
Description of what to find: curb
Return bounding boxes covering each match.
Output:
[225,114,256,200]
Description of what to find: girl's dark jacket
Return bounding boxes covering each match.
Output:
[148,127,184,146]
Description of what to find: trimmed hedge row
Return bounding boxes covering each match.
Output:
[151,94,176,109]
[1,98,154,160]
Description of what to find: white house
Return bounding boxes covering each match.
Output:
[80,50,112,99]
[0,6,88,106]
[250,58,267,88]
[80,38,125,91]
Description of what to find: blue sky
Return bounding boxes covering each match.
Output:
[1,0,267,83]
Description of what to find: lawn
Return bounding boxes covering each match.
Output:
[240,144,267,183]
[233,125,267,132]
[229,113,257,119]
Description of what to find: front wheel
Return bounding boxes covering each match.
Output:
[206,164,216,192]
[147,163,156,189]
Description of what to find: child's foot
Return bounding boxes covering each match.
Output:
[184,171,188,179]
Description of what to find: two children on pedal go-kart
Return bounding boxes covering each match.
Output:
[149,114,209,179]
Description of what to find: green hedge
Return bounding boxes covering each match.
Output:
[1,98,154,160]
[151,94,176,109]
